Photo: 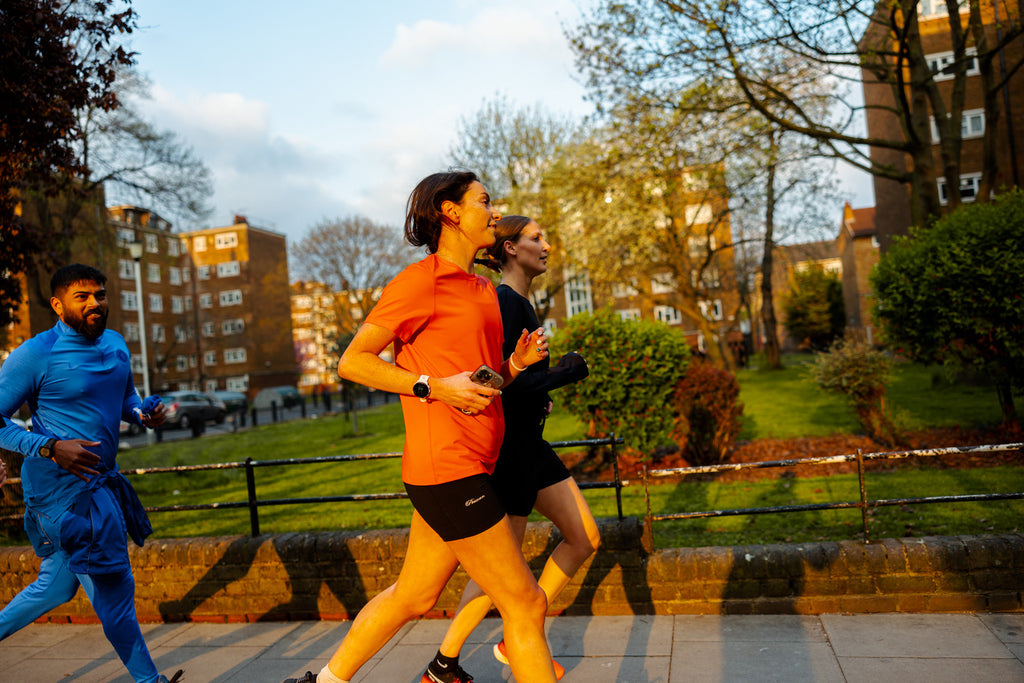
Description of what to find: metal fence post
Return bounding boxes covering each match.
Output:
[245,457,260,536]
[610,433,623,520]
[857,448,870,543]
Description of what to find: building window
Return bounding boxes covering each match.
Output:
[217,260,240,278]
[169,267,182,286]
[151,324,165,343]
[215,232,239,249]
[612,279,639,299]
[700,299,724,321]
[168,239,180,257]
[930,109,985,142]
[564,271,593,318]
[226,375,249,392]
[222,318,245,335]
[184,296,192,311]
[118,259,133,280]
[190,354,197,368]
[171,296,184,314]
[174,325,188,343]
[146,263,161,283]
[937,173,983,204]
[148,293,163,313]
[204,351,217,366]
[176,355,188,371]
[654,305,682,325]
[121,291,138,311]
[131,356,144,373]
[219,289,243,306]
[145,233,159,254]
[618,308,642,321]
[116,227,135,247]
[927,48,978,82]
[182,267,191,283]
[197,265,210,280]
[194,235,207,252]
[202,322,216,337]
[123,322,139,341]
[651,272,676,295]
[224,347,247,364]
[199,293,213,309]
[685,204,713,225]
[918,0,967,18]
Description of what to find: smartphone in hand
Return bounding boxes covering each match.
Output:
[470,364,504,389]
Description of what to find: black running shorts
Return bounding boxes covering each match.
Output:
[491,439,571,517]
[405,473,507,542]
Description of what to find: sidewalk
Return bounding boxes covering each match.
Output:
[1,613,1022,682]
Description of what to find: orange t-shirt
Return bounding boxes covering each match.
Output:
[366,254,505,485]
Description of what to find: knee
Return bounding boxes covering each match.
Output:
[391,583,440,618]
[564,523,600,563]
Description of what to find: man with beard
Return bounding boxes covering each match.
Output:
[0,264,182,683]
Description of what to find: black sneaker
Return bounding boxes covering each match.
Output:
[159,671,184,683]
[283,673,316,683]
[420,662,474,683]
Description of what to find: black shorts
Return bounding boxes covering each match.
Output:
[491,439,571,517]
[405,473,506,542]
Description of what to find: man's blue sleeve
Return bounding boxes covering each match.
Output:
[0,340,49,457]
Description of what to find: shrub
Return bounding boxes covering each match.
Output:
[811,333,902,446]
[671,361,744,466]
[553,308,690,460]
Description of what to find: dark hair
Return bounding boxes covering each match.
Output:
[404,171,480,254]
[475,215,534,273]
[50,264,106,297]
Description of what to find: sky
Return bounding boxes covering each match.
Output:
[124,0,875,248]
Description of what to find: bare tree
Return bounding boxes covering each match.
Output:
[291,216,411,337]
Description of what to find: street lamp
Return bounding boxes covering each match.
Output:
[129,241,154,445]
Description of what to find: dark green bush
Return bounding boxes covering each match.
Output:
[671,361,744,466]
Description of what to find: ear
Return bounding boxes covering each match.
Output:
[503,240,517,256]
[50,296,63,318]
[440,199,460,225]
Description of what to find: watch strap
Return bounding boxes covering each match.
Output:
[39,438,58,459]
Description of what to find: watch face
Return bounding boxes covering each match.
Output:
[413,381,429,398]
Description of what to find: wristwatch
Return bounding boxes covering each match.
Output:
[38,438,58,459]
[413,375,431,402]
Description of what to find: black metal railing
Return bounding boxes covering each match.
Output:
[640,442,1024,544]
[0,436,624,536]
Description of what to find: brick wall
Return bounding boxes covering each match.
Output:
[1,520,1020,624]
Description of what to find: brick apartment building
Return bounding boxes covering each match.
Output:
[2,202,296,399]
[860,0,1024,250]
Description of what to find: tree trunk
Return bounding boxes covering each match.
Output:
[760,135,782,370]
[995,378,1019,429]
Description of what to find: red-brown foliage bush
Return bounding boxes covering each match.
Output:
[671,361,744,466]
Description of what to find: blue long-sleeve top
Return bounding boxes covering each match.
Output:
[0,320,147,560]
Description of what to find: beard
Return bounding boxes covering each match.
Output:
[66,307,108,340]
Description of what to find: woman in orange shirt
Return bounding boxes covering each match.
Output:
[284,171,558,683]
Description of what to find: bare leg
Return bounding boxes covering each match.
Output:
[437,478,600,659]
[328,511,460,679]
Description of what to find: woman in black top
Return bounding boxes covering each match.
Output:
[421,216,599,683]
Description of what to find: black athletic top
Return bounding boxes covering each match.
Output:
[497,284,589,442]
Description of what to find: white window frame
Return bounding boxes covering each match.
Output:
[204,351,217,366]
[171,296,184,314]
[930,108,985,143]
[654,305,682,325]
[169,267,182,286]
[123,322,139,341]
[217,261,241,278]
[618,308,642,321]
[199,293,213,309]
[927,48,978,82]
[226,375,249,392]
[146,263,161,283]
[145,233,159,254]
[148,293,163,313]
[937,172,983,205]
[121,291,138,312]
[221,318,245,335]
[118,259,133,280]
[564,271,593,318]
[151,324,165,343]
[202,322,216,337]
[224,347,247,364]
[194,235,207,252]
[215,232,239,249]
[219,289,243,307]
[197,265,210,280]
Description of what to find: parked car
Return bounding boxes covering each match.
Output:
[161,390,227,430]
[119,419,142,436]
[209,390,248,413]
[253,385,302,410]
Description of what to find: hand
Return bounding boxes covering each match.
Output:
[433,371,502,416]
[0,458,6,487]
[513,327,549,368]
[545,400,554,416]
[140,402,167,429]
[51,439,101,482]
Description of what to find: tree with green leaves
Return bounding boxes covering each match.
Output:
[871,189,1024,427]
[567,0,1024,232]
[782,264,846,351]
[554,308,690,461]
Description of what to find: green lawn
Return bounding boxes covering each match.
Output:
[1,360,1018,548]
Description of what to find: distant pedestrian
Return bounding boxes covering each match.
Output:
[0,264,182,683]
[421,216,597,682]
[284,172,557,683]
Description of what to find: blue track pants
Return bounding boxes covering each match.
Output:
[0,551,160,682]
